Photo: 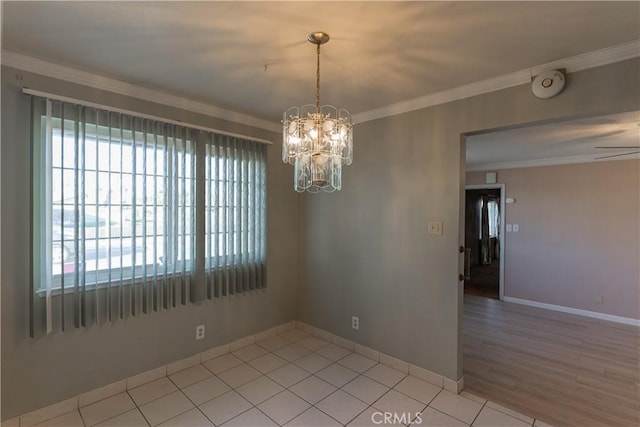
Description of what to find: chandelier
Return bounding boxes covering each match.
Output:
[282,32,353,193]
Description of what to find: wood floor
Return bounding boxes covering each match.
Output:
[464,260,500,299]
[463,295,640,427]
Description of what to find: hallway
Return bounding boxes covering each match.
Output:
[464,260,500,299]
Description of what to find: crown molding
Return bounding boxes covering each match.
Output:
[466,152,640,172]
[3,40,639,129]
[353,40,640,124]
[1,51,282,133]
[353,70,531,124]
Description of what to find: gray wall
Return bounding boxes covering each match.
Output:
[1,66,299,419]
[2,58,639,420]
[298,59,640,381]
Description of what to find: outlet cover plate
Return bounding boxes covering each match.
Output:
[196,325,205,340]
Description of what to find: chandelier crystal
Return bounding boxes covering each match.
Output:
[283,32,353,193]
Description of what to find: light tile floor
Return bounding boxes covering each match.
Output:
[30,330,550,426]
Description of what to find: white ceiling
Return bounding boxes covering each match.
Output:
[466,111,640,170]
[2,1,639,123]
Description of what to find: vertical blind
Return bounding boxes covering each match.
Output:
[205,134,267,299]
[29,95,267,336]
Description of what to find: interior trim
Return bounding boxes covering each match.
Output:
[3,40,638,129]
[466,152,640,171]
[504,296,640,326]
[2,51,282,133]
[23,87,274,145]
[352,40,640,124]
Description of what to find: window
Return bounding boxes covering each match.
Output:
[30,96,266,334]
[487,200,499,238]
[35,104,195,294]
[478,198,499,239]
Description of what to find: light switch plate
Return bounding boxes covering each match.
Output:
[506,224,512,232]
[513,224,519,232]
[428,221,443,235]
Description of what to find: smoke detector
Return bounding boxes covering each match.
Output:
[531,69,566,99]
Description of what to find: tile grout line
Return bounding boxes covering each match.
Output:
[142,334,405,426]
[210,350,287,427]
[261,341,348,425]
[290,350,422,426]
[125,388,152,427]
[182,377,230,427]
[199,342,308,426]
[423,388,473,426]
[161,375,208,427]
[76,405,88,427]
[226,338,363,426]
[193,358,257,426]
[309,385,366,426]
[83,389,150,427]
[469,400,488,427]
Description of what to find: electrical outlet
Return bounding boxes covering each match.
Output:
[351,316,359,330]
[595,296,604,304]
[195,324,205,340]
[513,224,519,232]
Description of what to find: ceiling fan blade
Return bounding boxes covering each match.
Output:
[595,146,640,149]
[595,151,640,160]
[592,130,627,138]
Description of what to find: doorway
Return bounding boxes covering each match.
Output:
[464,184,505,300]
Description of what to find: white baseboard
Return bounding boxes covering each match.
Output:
[503,296,640,326]
[13,320,462,425]
[295,321,461,393]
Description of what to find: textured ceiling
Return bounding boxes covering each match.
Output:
[3,1,639,122]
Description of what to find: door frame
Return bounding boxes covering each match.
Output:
[465,183,506,300]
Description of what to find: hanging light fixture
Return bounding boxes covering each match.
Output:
[282,32,353,193]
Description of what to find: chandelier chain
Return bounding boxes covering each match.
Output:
[316,43,321,109]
